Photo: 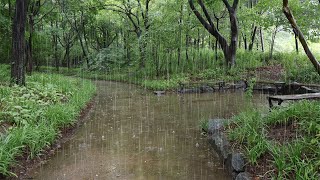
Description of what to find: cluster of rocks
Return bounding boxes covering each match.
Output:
[253,81,320,95]
[208,119,251,180]
[177,81,248,94]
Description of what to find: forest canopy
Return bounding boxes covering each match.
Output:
[0,0,319,85]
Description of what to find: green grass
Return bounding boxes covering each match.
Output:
[227,101,320,179]
[0,66,96,177]
[37,49,320,92]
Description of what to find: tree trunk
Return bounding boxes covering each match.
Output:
[215,19,220,61]
[11,0,29,86]
[186,32,189,62]
[295,33,299,53]
[269,26,278,60]
[81,10,90,55]
[260,28,264,52]
[238,34,242,48]
[65,44,71,69]
[177,4,183,66]
[188,0,239,67]
[52,21,59,71]
[228,9,238,67]
[26,16,34,74]
[248,26,257,51]
[243,33,248,50]
[283,0,320,75]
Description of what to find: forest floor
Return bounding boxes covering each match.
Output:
[250,64,284,81]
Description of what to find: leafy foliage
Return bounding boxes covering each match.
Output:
[0,66,96,176]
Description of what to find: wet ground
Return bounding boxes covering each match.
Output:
[30,81,267,180]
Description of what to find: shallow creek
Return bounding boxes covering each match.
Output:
[30,81,267,180]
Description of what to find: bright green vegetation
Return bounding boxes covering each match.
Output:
[38,50,320,91]
[0,65,96,176]
[1,0,320,178]
[228,101,320,179]
[1,0,320,88]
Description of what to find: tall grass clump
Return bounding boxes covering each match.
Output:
[227,101,320,179]
[0,67,96,177]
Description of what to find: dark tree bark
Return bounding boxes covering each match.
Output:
[215,18,219,61]
[11,0,29,86]
[52,20,59,71]
[283,0,320,75]
[242,33,248,50]
[189,0,239,67]
[294,32,299,53]
[186,32,190,62]
[26,0,41,74]
[260,28,264,52]
[248,25,257,51]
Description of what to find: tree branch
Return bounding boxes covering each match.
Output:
[197,0,214,27]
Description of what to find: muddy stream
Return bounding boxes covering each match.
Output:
[30,81,267,180]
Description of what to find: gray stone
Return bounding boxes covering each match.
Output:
[232,153,245,172]
[209,133,231,161]
[228,83,237,89]
[154,91,166,96]
[208,119,224,135]
[235,172,252,180]
[200,85,214,93]
[178,88,201,94]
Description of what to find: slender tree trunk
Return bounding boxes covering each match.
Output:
[186,32,189,62]
[215,19,220,61]
[26,16,34,74]
[197,28,200,50]
[177,4,183,66]
[248,26,257,51]
[269,26,278,60]
[201,32,205,48]
[260,28,264,52]
[81,10,90,55]
[52,21,59,71]
[243,33,248,50]
[238,34,242,49]
[295,33,299,53]
[65,44,71,69]
[283,0,320,75]
[11,0,29,86]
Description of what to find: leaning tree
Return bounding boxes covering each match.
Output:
[188,0,240,67]
[283,0,320,75]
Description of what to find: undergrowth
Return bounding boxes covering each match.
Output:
[37,50,320,91]
[0,69,96,177]
[227,101,320,179]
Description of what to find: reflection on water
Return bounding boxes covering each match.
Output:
[31,81,267,180]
